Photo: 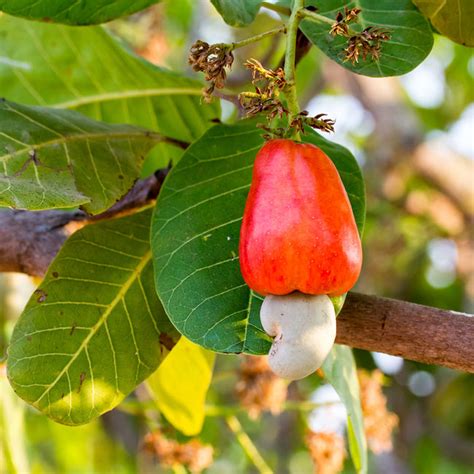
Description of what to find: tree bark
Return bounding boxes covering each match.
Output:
[0,209,84,276]
[0,177,472,373]
[337,293,473,373]
[0,173,165,276]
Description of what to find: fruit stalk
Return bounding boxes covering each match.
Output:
[284,0,304,139]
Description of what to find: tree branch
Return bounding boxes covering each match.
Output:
[0,171,167,276]
[0,177,472,372]
[337,293,473,373]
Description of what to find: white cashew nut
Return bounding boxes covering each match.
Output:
[260,292,336,380]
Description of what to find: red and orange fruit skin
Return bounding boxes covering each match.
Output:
[239,139,362,297]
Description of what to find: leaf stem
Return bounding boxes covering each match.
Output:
[261,1,291,16]
[283,0,305,140]
[297,7,361,40]
[231,25,287,50]
[225,415,273,474]
[298,8,334,27]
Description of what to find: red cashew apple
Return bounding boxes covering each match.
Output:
[239,139,363,380]
[239,138,362,297]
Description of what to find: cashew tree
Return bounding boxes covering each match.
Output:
[0,1,472,473]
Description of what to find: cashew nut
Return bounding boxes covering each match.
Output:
[260,292,336,380]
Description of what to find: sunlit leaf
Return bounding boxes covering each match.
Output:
[7,208,179,425]
[323,344,367,474]
[146,337,215,436]
[412,0,474,47]
[0,15,220,168]
[0,0,162,25]
[0,100,159,213]
[151,120,365,354]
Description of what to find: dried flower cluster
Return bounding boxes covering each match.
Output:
[305,431,347,474]
[239,59,335,137]
[358,369,399,454]
[329,7,391,64]
[345,27,391,64]
[245,58,287,93]
[235,355,288,419]
[143,430,213,473]
[290,111,335,134]
[188,40,234,102]
[239,59,288,124]
[329,7,361,37]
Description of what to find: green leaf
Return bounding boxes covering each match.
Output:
[323,345,367,474]
[0,15,219,166]
[210,0,263,26]
[298,0,434,77]
[0,0,161,25]
[7,208,179,425]
[146,337,215,436]
[412,0,474,47]
[151,120,365,354]
[0,99,159,214]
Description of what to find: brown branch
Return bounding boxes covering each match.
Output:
[0,177,472,372]
[0,209,82,276]
[0,172,168,276]
[337,293,474,373]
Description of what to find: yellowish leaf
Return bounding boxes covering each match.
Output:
[413,0,474,47]
[146,337,215,436]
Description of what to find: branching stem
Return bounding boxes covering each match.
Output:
[230,25,287,50]
[262,1,335,29]
[298,8,360,38]
[298,8,334,26]
[283,0,305,140]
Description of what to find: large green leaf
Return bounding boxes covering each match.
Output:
[0,99,159,213]
[297,0,434,77]
[0,15,219,163]
[413,0,474,47]
[146,337,215,436]
[210,0,263,27]
[151,120,365,354]
[323,345,367,474]
[0,0,161,25]
[7,208,178,425]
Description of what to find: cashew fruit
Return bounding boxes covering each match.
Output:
[239,139,362,297]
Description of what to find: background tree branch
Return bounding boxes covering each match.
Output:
[0,171,168,276]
